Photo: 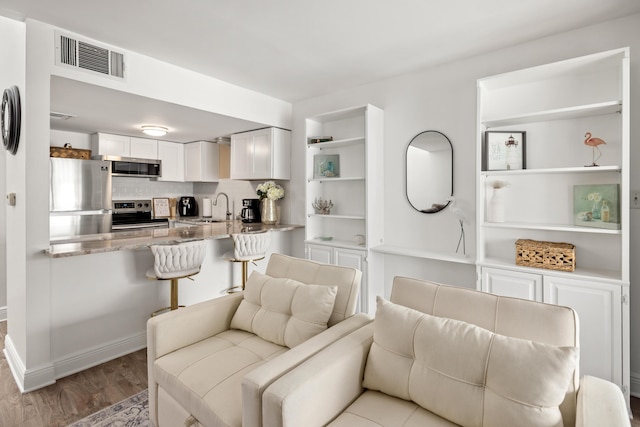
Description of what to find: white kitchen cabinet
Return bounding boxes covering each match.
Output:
[481,267,542,301]
[91,133,158,159]
[91,133,130,157]
[544,276,623,387]
[157,141,184,182]
[129,137,158,159]
[184,141,221,182]
[475,48,630,404]
[230,127,291,180]
[304,105,383,314]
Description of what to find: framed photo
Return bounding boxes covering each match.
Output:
[483,131,526,171]
[573,184,621,230]
[313,154,340,179]
[152,197,171,218]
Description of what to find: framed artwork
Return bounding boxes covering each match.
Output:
[573,184,621,230]
[483,131,526,171]
[152,197,171,218]
[313,154,340,179]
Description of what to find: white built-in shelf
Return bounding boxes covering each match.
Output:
[481,165,621,176]
[307,213,365,220]
[308,176,365,183]
[371,244,475,265]
[482,100,621,128]
[482,221,621,234]
[478,257,623,283]
[307,136,365,149]
[305,238,366,251]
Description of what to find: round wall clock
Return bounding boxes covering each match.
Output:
[2,85,21,155]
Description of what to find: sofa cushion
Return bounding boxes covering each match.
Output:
[154,329,287,427]
[230,272,338,348]
[363,297,578,427]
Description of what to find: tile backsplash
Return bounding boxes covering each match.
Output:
[112,177,193,200]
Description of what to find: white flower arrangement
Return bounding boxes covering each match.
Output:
[256,181,285,201]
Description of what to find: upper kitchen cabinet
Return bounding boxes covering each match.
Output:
[91,133,158,159]
[230,127,291,180]
[184,140,227,182]
[157,140,184,182]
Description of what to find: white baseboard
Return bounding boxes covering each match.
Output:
[3,335,55,393]
[631,371,640,397]
[3,331,146,392]
[53,331,147,380]
[0,306,6,322]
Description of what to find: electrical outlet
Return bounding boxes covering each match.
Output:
[632,190,640,209]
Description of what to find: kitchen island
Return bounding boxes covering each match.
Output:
[45,220,303,257]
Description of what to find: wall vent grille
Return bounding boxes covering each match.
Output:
[55,31,126,80]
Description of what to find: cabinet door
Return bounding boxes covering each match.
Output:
[252,129,273,179]
[306,244,332,264]
[334,248,368,313]
[157,141,184,182]
[481,267,542,301]
[93,133,130,157]
[129,137,158,159]
[544,276,622,385]
[230,133,253,180]
[184,142,202,182]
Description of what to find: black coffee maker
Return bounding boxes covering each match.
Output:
[241,199,261,223]
[178,196,198,217]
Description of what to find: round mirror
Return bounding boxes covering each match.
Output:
[406,130,453,213]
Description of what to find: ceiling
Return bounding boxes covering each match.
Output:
[2,0,640,141]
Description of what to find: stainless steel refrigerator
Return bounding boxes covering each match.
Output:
[49,157,112,240]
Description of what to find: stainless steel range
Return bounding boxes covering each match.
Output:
[112,199,169,231]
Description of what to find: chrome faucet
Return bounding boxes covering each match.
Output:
[213,193,232,221]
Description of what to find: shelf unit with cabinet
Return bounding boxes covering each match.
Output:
[476,48,630,403]
[304,105,383,313]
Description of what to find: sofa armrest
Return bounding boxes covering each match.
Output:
[576,375,630,427]
[261,322,375,427]
[241,313,372,427]
[147,292,244,360]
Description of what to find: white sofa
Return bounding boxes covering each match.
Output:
[263,276,630,427]
[147,253,371,427]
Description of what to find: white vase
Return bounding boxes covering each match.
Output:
[260,198,278,225]
[488,188,505,222]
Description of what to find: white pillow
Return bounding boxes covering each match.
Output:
[230,272,337,348]
[363,297,578,427]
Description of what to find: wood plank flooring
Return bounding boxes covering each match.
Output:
[0,321,147,427]
[1,319,640,426]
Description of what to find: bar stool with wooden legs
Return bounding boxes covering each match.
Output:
[224,230,271,292]
[146,239,207,316]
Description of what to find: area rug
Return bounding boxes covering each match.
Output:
[67,389,151,427]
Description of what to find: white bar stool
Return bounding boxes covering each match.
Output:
[224,230,271,292]
[146,239,207,316]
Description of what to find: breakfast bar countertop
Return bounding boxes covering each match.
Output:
[45,220,304,258]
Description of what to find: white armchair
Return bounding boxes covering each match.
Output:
[263,276,630,427]
[147,253,371,427]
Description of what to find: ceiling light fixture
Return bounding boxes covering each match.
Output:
[141,125,168,137]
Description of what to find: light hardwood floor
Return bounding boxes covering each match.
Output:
[1,320,639,426]
[0,321,147,427]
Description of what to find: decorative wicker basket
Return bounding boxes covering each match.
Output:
[515,239,576,272]
[50,144,91,159]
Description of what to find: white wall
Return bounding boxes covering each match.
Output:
[291,12,640,389]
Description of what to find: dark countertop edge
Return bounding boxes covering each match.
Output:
[45,223,304,258]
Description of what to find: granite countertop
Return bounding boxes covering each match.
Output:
[45,220,304,258]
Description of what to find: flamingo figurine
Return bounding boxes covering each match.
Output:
[584,132,606,166]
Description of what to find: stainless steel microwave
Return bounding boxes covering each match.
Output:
[94,155,162,178]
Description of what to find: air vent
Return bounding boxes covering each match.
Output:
[55,31,126,80]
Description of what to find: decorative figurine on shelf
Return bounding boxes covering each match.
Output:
[584,132,606,167]
[312,197,333,215]
[446,197,469,256]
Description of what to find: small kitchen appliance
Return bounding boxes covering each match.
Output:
[179,196,198,217]
[112,200,169,231]
[241,198,261,223]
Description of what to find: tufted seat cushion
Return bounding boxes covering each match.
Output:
[154,329,287,427]
[149,239,207,279]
